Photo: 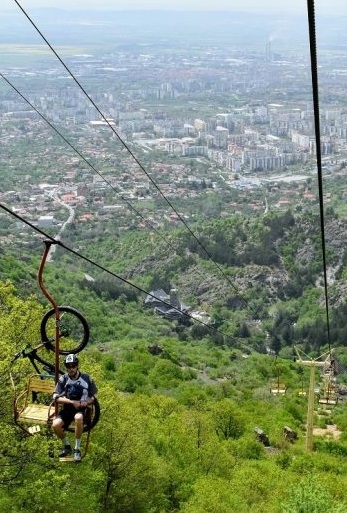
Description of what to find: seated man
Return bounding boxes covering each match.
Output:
[52,354,98,462]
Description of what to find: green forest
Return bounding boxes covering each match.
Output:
[3,3,347,510]
[2,208,347,512]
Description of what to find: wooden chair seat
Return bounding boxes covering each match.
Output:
[19,403,52,423]
[319,396,338,405]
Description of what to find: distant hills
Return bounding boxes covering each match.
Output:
[0,9,310,48]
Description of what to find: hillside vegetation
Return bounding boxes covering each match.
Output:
[3,209,347,354]
[2,208,347,511]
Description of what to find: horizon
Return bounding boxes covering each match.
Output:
[1,2,343,50]
[3,0,347,16]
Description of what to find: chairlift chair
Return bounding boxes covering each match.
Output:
[318,357,338,407]
[318,383,338,406]
[13,241,100,459]
[297,377,307,396]
[13,373,100,437]
[270,377,287,395]
[14,374,56,435]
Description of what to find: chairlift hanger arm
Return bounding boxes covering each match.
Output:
[38,241,60,388]
[38,241,59,308]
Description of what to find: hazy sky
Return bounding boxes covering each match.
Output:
[6,0,347,15]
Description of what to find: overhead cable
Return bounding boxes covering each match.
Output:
[306,0,331,350]
[0,72,248,325]
[12,0,257,317]
[0,202,232,342]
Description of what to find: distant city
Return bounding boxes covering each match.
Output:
[1,9,347,244]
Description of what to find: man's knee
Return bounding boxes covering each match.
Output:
[74,412,83,424]
[52,417,64,431]
[53,417,63,427]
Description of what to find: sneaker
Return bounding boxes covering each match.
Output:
[59,445,72,457]
[74,449,82,463]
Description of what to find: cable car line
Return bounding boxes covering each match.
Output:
[287,3,337,452]
[306,0,332,352]
[8,0,333,343]
[1,0,339,470]
[0,72,177,251]
[0,202,233,343]
[0,71,223,299]
[12,0,258,318]
[0,71,254,325]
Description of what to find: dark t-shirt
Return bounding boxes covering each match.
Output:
[53,372,97,402]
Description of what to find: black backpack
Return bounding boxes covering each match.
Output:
[66,382,84,400]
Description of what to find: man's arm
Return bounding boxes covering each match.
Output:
[55,395,83,410]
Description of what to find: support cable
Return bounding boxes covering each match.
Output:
[306,0,331,351]
[1,71,254,322]
[12,0,258,318]
[0,202,232,342]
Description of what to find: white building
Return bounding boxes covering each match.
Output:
[37,215,55,227]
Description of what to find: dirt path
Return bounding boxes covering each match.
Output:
[313,424,342,439]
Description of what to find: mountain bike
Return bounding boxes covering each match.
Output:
[10,241,100,443]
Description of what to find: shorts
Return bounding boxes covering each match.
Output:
[57,404,86,430]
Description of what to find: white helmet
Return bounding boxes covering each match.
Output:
[64,354,79,366]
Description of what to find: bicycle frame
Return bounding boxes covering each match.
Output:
[12,342,64,376]
[26,349,63,377]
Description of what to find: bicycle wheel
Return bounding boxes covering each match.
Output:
[85,397,100,432]
[40,306,89,355]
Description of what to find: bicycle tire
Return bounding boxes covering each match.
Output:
[40,306,89,355]
[66,397,100,433]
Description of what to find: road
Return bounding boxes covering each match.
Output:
[45,190,75,262]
